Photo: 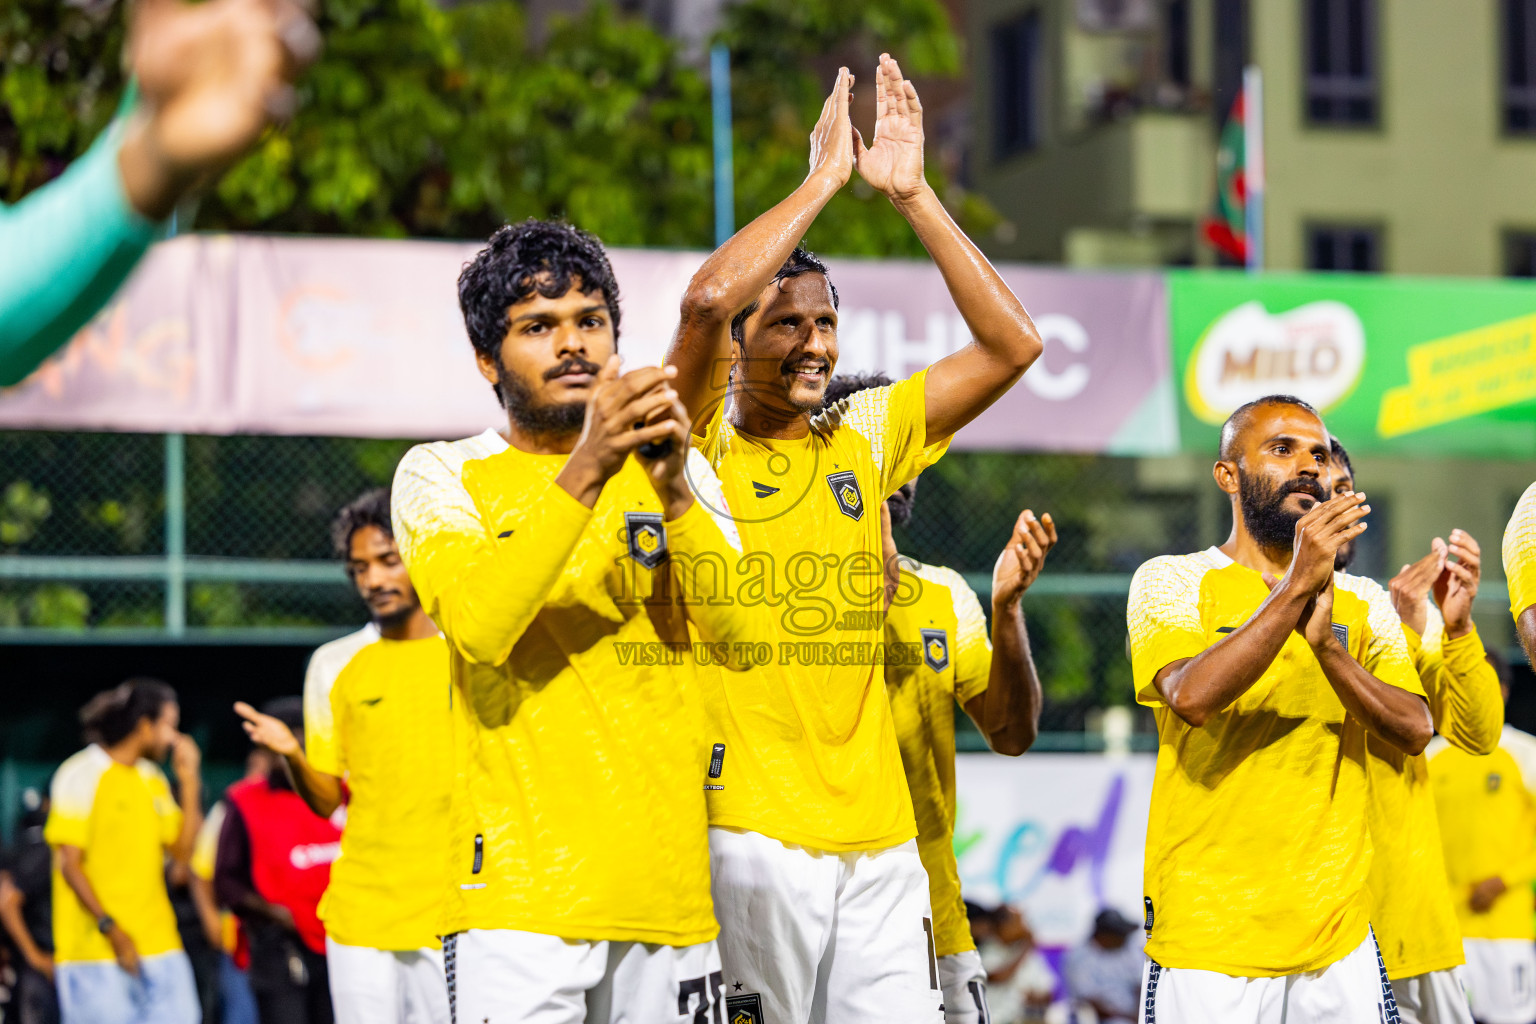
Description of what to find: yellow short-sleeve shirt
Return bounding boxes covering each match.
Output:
[1127,547,1424,977]
[884,558,992,957]
[694,370,950,851]
[46,745,183,963]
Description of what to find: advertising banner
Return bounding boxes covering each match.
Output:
[954,752,1153,948]
[0,235,1176,453]
[1169,270,1536,457]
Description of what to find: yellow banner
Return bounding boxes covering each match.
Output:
[1377,313,1536,437]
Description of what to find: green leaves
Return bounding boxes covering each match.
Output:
[3,0,987,254]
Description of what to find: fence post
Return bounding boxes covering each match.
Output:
[165,433,186,636]
[0,759,15,843]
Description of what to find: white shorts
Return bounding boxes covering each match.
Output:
[1391,967,1472,1024]
[708,827,944,1024]
[1140,930,1398,1023]
[326,937,450,1024]
[938,949,989,1024]
[443,928,721,1024]
[1462,939,1536,1024]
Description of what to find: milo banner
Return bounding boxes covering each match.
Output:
[1169,271,1536,457]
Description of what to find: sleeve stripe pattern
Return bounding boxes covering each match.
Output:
[840,384,894,482]
[1505,482,1536,619]
[685,448,741,553]
[1339,571,1414,670]
[1126,554,1209,655]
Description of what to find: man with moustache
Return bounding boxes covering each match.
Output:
[1126,395,1431,1023]
[1329,439,1500,1024]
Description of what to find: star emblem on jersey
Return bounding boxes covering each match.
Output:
[921,628,950,672]
[624,512,668,570]
[826,470,864,521]
[726,993,763,1024]
[752,481,780,498]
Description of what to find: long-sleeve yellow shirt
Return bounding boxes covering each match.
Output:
[1367,607,1502,977]
[1430,726,1536,941]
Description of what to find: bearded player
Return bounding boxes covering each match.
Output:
[1127,395,1430,1022]
[665,57,1042,1022]
[392,220,765,1022]
[820,372,1051,1024]
[1329,439,1500,1024]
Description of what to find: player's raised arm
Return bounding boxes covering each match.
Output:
[963,509,1055,755]
[668,68,857,427]
[855,54,1042,444]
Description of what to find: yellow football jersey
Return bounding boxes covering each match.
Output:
[302,624,380,776]
[1430,729,1536,940]
[693,370,949,851]
[394,430,752,945]
[46,746,184,963]
[884,558,992,957]
[1505,481,1536,623]
[1127,547,1425,976]
[1367,604,1502,978]
[311,634,453,952]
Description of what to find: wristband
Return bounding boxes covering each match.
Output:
[96,915,115,935]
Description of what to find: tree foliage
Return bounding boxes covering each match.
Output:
[0,0,993,255]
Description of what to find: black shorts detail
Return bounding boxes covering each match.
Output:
[1371,928,1401,1024]
[1143,959,1162,1024]
[444,931,459,1024]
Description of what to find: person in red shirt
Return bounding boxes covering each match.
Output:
[213,698,340,1024]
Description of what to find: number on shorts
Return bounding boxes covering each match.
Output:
[678,970,723,1024]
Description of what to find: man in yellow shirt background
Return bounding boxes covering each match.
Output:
[1431,653,1536,1024]
[1505,482,1536,671]
[1127,395,1430,1023]
[666,56,1043,1024]
[1330,439,1502,1024]
[823,372,1053,1024]
[46,679,204,1024]
[393,218,764,1022]
[237,488,452,1024]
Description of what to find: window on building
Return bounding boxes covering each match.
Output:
[993,11,1041,159]
[1165,0,1191,87]
[1305,0,1377,126]
[1504,0,1536,132]
[1505,231,1536,276]
[1307,224,1381,271]
[1212,0,1248,127]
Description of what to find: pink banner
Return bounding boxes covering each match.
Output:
[0,235,1174,453]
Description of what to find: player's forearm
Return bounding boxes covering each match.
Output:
[0,886,44,965]
[189,876,224,950]
[670,171,843,417]
[1435,627,1503,756]
[283,750,343,819]
[428,484,594,666]
[892,185,1041,441]
[168,781,203,863]
[976,600,1040,755]
[1157,584,1309,726]
[58,847,110,922]
[1314,640,1432,754]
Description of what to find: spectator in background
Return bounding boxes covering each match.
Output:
[189,753,267,1024]
[0,790,59,1024]
[214,698,339,1024]
[970,902,1056,1024]
[45,678,204,1024]
[0,0,318,385]
[1063,909,1143,1024]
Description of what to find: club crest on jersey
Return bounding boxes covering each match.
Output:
[1489,772,1503,793]
[624,512,668,570]
[726,993,764,1024]
[826,470,864,521]
[921,628,950,672]
[1330,622,1349,649]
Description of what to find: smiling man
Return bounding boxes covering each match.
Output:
[665,57,1042,1024]
[391,219,762,1023]
[1127,395,1431,1023]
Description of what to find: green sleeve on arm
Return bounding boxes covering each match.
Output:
[0,108,163,387]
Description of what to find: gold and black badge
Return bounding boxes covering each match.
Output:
[826,470,864,521]
[624,511,668,570]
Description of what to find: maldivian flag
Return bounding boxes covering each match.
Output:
[1202,88,1247,262]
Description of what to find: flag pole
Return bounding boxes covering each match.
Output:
[1243,65,1264,273]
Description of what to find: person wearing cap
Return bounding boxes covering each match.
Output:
[1063,909,1144,1024]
